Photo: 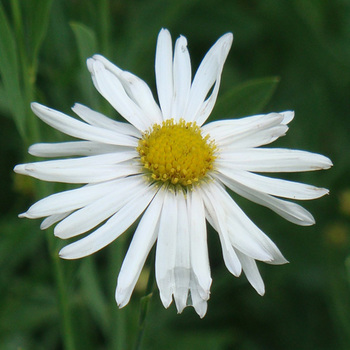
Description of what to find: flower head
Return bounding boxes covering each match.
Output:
[14,28,332,317]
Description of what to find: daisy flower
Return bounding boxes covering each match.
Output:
[14,28,332,318]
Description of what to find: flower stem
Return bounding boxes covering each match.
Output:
[134,251,156,350]
[109,239,127,349]
[50,243,76,350]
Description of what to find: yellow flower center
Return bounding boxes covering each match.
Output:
[137,119,216,188]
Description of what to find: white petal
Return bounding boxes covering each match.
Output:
[189,275,208,318]
[280,110,294,124]
[116,190,164,307]
[40,212,71,230]
[202,111,293,137]
[207,115,289,149]
[155,28,173,120]
[31,103,137,147]
[216,148,333,172]
[224,125,288,149]
[173,192,191,313]
[202,112,279,132]
[155,190,177,308]
[119,70,163,124]
[20,178,128,218]
[236,250,265,296]
[172,35,191,122]
[54,176,146,238]
[208,180,287,264]
[20,152,138,169]
[199,183,242,276]
[14,156,140,184]
[218,173,316,226]
[184,33,233,125]
[218,167,329,200]
[72,103,141,137]
[188,190,212,296]
[202,113,285,145]
[59,184,157,259]
[91,55,163,124]
[29,141,127,157]
[87,59,150,131]
[15,164,139,184]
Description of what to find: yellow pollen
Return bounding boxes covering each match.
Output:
[137,119,216,188]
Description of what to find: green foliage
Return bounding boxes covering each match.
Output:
[211,76,280,120]
[1,0,349,349]
[0,1,26,137]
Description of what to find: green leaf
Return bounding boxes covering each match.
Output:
[26,0,53,68]
[0,2,26,137]
[0,82,10,115]
[210,76,280,121]
[70,22,98,64]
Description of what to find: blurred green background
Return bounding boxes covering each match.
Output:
[0,0,349,349]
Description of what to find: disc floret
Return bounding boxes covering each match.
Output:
[137,119,216,188]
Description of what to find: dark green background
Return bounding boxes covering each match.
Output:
[0,0,349,349]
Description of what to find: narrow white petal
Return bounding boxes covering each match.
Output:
[236,250,265,296]
[218,167,329,200]
[20,178,127,218]
[218,173,316,226]
[40,212,71,230]
[202,112,278,132]
[59,184,157,259]
[172,35,191,121]
[173,192,191,314]
[87,59,150,131]
[208,183,273,261]
[91,55,163,124]
[280,110,294,124]
[224,125,288,149]
[155,190,177,308]
[72,103,141,137]
[202,113,285,145]
[16,164,139,184]
[14,150,140,183]
[209,179,287,264]
[203,110,293,134]
[19,152,138,170]
[189,276,208,318]
[216,148,333,172]
[216,232,242,276]
[116,190,165,307]
[54,176,146,238]
[184,33,233,125]
[119,70,163,124]
[199,184,242,276]
[155,28,173,120]
[29,141,127,158]
[188,190,212,295]
[31,103,137,147]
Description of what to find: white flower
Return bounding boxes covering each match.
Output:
[14,28,332,318]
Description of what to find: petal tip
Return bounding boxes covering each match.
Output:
[258,288,265,296]
[58,247,73,260]
[159,292,172,309]
[31,102,45,113]
[115,291,129,309]
[280,110,295,124]
[13,164,26,174]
